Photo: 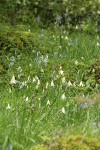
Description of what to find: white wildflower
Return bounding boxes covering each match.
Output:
[51,80,54,87]
[97,42,100,46]
[59,69,64,75]
[76,25,78,29]
[65,36,68,40]
[32,77,36,83]
[67,81,72,86]
[61,93,66,100]
[75,60,78,65]
[97,10,100,14]
[92,69,95,73]
[81,57,84,60]
[61,77,66,83]
[61,107,66,114]
[29,63,32,67]
[28,29,31,32]
[6,104,11,110]
[10,75,16,84]
[47,100,50,106]
[25,97,29,102]
[79,81,84,87]
[37,79,40,85]
[46,82,49,89]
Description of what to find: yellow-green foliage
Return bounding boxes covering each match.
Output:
[0,30,35,54]
[31,144,48,150]
[31,135,100,150]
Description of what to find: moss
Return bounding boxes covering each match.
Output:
[31,135,100,150]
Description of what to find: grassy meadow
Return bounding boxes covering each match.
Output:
[0,25,100,149]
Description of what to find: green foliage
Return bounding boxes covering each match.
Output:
[0,30,34,54]
[0,0,100,33]
[31,135,100,150]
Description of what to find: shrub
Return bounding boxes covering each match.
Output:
[0,30,35,55]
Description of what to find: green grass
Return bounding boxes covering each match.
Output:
[0,26,100,149]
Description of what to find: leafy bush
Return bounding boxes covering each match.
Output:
[0,30,35,55]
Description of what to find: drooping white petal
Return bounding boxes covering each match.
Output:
[10,75,16,84]
[61,107,66,114]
